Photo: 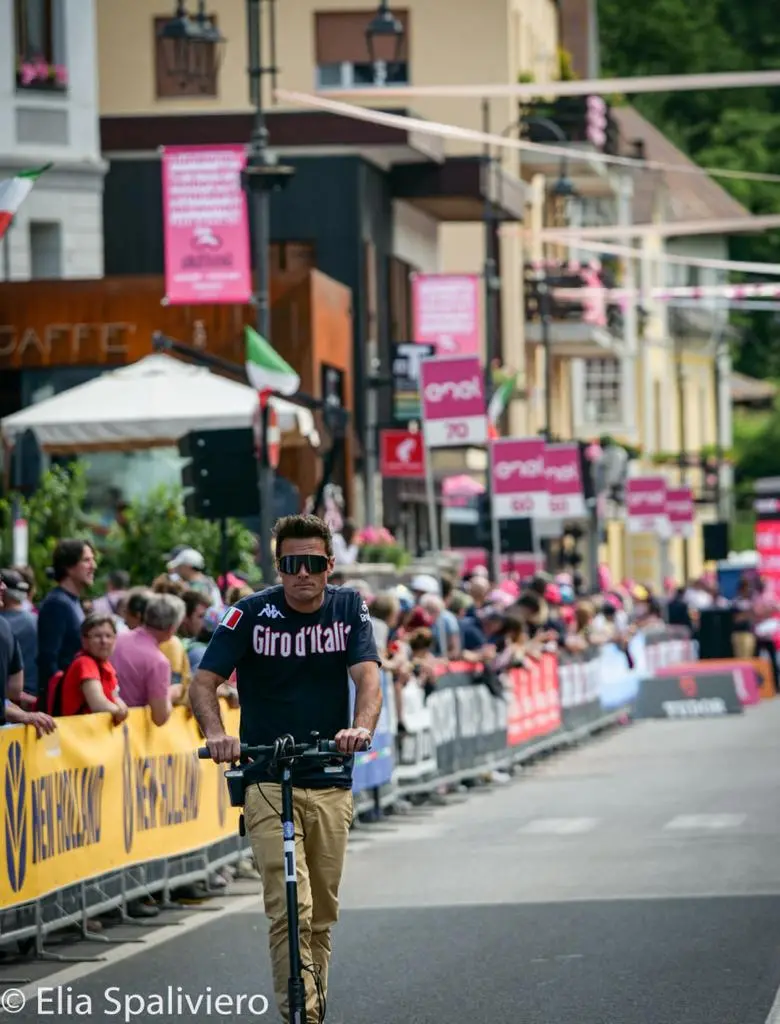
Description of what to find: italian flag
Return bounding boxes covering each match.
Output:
[245,326,300,397]
[487,372,519,427]
[0,165,51,239]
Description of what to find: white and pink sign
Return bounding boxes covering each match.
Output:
[420,355,487,448]
[161,144,252,305]
[626,476,667,534]
[448,548,542,579]
[545,443,586,519]
[412,273,481,356]
[665,486,694,539]
[491,438,548,519]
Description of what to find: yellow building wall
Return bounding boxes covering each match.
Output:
[619,337,716,590]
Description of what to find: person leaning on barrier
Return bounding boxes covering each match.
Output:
[49,614,128,724]
[110,593,185,727]
[0,573,55,735]
[189,513,382,1024]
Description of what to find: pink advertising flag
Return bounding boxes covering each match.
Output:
[626,476,667,534]
[162,144,252,305]
[420,355,487,448]
[666,486,695,538]
[490,438,549,519]
[412,274,481,356]
[545,443,586,519]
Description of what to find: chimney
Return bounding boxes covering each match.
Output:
[558,0,600,80]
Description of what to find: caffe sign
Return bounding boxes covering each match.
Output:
[0,323,136,367]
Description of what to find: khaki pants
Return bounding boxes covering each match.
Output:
[244,783,353,1024]
[732,632,756,659]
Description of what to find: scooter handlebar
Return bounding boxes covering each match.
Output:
[196,738,353,760]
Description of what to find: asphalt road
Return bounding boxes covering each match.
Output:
[4,702,780,1024]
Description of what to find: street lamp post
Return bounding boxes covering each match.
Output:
[243,0,295,584]
[523,117,575,442]
[161,0,293,585]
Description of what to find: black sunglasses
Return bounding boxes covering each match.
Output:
[278,554,330,576]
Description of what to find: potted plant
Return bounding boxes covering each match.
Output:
[356,527,411,568]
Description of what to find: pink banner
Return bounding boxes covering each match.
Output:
[420,355,487,448]
[666,486,694,539]
[161,144,252,305]
[626,476,667,534]
[756,520,780,600]
[490,438,548,519]
[412,274,481,356]
[545,443,586,519]
[448,548,542,578]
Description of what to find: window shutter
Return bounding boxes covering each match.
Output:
[314,9,409,65]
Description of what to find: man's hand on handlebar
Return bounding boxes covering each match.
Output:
[204,732,242,764]
[334,727,371,754]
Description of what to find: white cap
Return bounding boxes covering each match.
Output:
[167,547,205,572]
[410,574,440,596]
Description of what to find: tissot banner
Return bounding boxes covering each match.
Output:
[411,273,481,356]
[161,144,252,305]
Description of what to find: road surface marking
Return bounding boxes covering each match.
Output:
[519,818,599,835]
[10,893,261,1005]
[664,814,746,830]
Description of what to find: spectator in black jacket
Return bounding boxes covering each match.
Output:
[0,569,38,695]
[37,539,96,710]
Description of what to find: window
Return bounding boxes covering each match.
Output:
[154,15,220,99]
[29,221,62,279]
[584,357,622,424]
[388,257,412,342]
[14,0,67,91]
[314,10,410,90]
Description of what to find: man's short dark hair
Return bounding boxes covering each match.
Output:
[182,588,211,617]
[53,539,94,582]
[108,570,130,589]
[273,515,333,558]
[81,613,117,637]
[518,592,542,615]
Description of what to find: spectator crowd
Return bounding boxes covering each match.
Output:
[1,534,777,924]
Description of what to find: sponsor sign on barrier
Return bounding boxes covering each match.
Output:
[633,672,743,718]
[506,653,561,745]
[395,679,438,782]
[1,704,240,911]
[351,671,396,793]
[558,649,602,730]
[426,664,508,776]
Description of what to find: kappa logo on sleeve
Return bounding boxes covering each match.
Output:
[258,604,285,620]
[220,607,244,630]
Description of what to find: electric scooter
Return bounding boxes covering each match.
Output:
[197,732,364,1024]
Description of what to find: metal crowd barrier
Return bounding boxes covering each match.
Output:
[0,627,693,960]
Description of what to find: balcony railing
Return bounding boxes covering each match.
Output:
[519,96,620,155]
[524,259,624,338]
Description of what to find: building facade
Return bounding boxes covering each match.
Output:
[0,0,105,281]
[94,0,533,535]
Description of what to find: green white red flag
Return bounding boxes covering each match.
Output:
[0,165,51,239]
[244,325,299,397]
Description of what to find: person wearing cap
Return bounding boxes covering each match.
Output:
[0,574,56,735]
[167,548,222,610]
[0,569,38,697]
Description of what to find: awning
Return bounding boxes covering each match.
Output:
[0,354,316,451]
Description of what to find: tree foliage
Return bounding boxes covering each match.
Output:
[598,0,780,377]
[0,465,260,596]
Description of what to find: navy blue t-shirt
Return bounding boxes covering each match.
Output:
[198,584,380,788]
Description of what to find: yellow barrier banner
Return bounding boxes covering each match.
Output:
[1,704,241,910]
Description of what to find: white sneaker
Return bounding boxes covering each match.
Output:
[490,770,511,784]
